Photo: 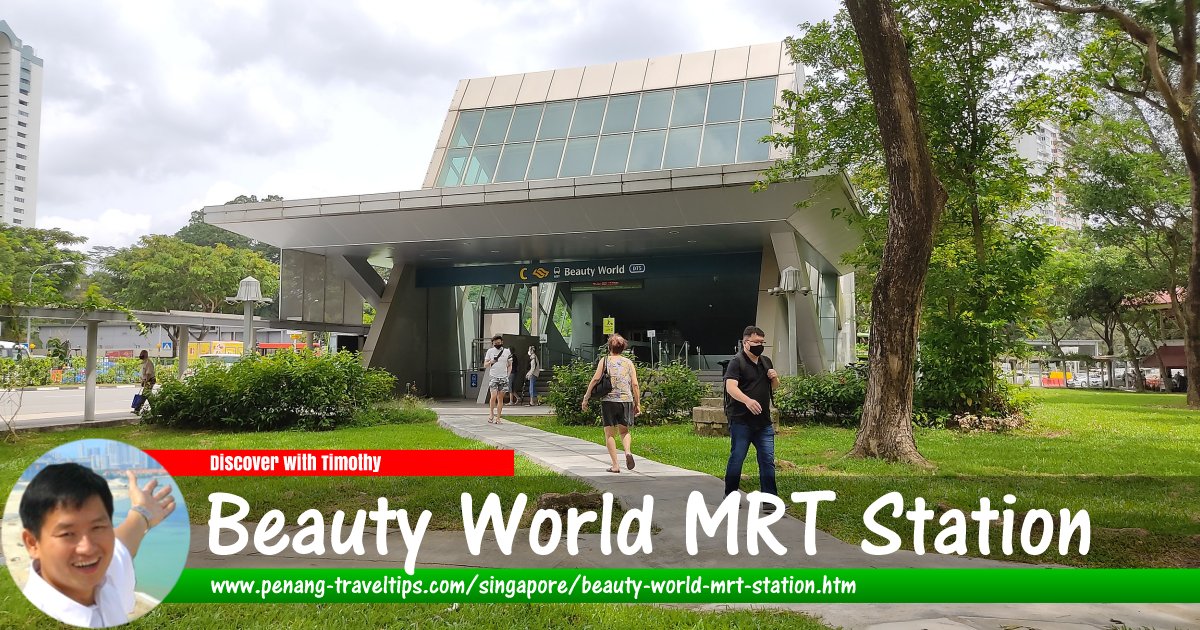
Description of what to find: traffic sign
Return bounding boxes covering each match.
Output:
[602,317,615,335]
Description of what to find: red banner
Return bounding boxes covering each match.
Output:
[143,449,514,477]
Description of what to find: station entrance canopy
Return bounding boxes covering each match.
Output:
[204,164,861,396]
[201,43,863,395]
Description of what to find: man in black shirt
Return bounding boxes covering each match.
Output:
[723,325,781,497]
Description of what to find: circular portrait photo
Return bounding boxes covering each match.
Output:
[2,439,189,628]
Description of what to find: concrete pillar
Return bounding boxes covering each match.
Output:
[362,264,430,393]
[177,332,190,379]
[530,284,540,336]
[85,320,98,422]
[570,293,595,359]
[242,302,255,355]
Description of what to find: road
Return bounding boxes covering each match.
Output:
[1,386,140,431]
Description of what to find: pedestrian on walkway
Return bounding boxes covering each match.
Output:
[723,325,780,497]
[582,333,640,473]
[526,346,541,406]
[483,335,512,424]
[133,350,155,414]
[508,353,522,406]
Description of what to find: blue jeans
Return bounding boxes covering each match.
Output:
[724,421,777,496]
[528,376,537,400]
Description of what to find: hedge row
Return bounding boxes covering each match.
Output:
[142,350,397,431]
[0,357,162,387]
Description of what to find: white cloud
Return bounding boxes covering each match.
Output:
[39,209,154,250]
[4,0,842,250]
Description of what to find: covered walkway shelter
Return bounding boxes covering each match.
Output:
[203,43,863,396]
[0,306,365,421]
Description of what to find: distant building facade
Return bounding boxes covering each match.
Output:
[0,20,42,227]
[1016,120,1080,230]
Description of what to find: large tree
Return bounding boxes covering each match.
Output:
[1033,232,1093,356]
[96,235,279,355]
[1062,98,1191,331]
[765,0,1075,460]
[1031,0,1200,405]
[839,0,946,465]
[771,0,1068,416]
[1067,245,1162,390]
[175,194,283,263]
[0,225,88,342]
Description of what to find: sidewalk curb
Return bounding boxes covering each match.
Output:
[11,416,141,433]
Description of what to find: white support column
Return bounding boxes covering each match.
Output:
[85,320,98,422]
[177,331,190,379]
[530,284,540,335]
[243,302,254,355]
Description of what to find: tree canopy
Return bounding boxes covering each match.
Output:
[766,0,1082,419]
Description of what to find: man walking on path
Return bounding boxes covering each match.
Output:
[483,335,512,424]
[723,325,780,496]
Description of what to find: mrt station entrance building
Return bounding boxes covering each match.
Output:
[205,42,861,397]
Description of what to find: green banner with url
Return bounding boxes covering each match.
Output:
[166,568,1199,604]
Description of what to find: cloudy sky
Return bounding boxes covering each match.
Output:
[6,0,839,250]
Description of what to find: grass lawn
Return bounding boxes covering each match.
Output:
[515,389,1200,568]
[0,418,832,629]
[0,421,595,531]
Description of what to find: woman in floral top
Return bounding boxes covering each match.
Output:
[582,333,641,473]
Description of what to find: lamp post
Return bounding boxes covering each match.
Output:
[26,261,78,351]
[765,266,810,375]
[226,277,273,356]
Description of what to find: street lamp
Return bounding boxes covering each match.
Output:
[765,266,811,375]
[226,277,273,356]
[26,261,78,351]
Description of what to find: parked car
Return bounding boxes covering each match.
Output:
[183,353,242,378]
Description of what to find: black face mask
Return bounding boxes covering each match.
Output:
[748,344,765,357]
[494,343,503,349]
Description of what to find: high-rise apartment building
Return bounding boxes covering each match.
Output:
[0,20,42,227]
[1016,120,1080,230]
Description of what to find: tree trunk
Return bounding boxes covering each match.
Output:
[1187,167,1200,405]
[845,0,946,466]
[1117,319,1144,391]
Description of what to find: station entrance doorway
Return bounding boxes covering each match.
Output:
[565,269,758,368]
[417,252,763,397]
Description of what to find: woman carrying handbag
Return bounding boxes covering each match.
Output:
[581,333,640,473]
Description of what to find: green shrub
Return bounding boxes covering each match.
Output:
[638,362,711,424]
[0,356,167,387]
[546,357,712,425]
[774,364,867,426]
[142,350,397,431]
[545,359,604,425]
[0,357,47,388]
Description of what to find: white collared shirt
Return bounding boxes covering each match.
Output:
[23,539,136,628]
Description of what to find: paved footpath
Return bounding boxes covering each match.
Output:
[178,404,1200,629]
